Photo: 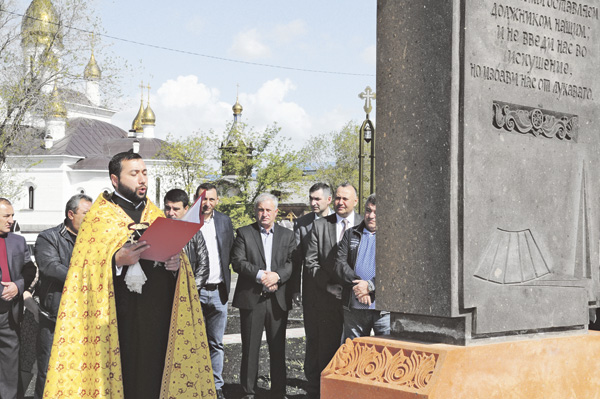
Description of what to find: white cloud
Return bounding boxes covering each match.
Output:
[111,77,360,153]
[112,75,231,139]
[272,19,307,44]
[229,28,271,59]
[237,79,312,149]
[156,75,218,108]
[361,44,376,66]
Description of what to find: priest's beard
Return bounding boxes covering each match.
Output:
[117,182,146,206]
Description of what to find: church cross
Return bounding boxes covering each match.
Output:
[358,86,376,115]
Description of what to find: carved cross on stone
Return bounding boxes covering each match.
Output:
[359,86,376,115]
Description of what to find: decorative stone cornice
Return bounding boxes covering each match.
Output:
[322,338,438,391]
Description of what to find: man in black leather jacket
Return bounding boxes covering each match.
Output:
[33,193,93,399]
[163,189,209,289]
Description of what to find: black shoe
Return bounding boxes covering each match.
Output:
[216,389,226,399]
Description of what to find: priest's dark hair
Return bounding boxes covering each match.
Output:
[108,150,142,179]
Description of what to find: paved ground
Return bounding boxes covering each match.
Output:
[24,274,310,399]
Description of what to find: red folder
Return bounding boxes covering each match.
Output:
[138,217,201,262]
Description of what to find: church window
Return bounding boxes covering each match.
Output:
[28,186,34,209]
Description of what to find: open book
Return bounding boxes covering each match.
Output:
[139,191,205,262]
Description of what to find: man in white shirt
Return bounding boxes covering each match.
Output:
[194,183,234,399]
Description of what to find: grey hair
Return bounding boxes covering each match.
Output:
[65,194,93,217]
[365,193,376,208]
[254,193,278,210]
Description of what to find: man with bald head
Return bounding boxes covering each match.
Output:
[0,198,36,399]
[304,183,362,399]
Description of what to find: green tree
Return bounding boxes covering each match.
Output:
[215,122,304,229]
[300,121,372,204]
[153,131,214,197]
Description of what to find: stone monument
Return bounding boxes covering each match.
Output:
[322,0,600,397]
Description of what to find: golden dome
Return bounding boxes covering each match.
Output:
[142,104,155,125]
[21,0,62,48]
[232,99,243,115]
[49,85,66,118]
[131,100,144,133]
[84,52,101,80]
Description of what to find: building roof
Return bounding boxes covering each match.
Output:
[45,117,127,156]
[59,87,94,107]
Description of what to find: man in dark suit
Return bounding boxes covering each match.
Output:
[232,193,295,399]
[0,198,36,399]
[304,183,362,399]
[194,183,234,399]
[290,183,332,399]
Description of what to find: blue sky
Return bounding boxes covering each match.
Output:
[90,0,377,149]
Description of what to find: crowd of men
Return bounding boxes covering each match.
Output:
[0,151,388,399]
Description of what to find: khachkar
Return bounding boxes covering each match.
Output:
[322,1,600,398]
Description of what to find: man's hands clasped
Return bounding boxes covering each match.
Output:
[261,271,279,292]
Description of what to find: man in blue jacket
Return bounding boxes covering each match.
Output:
[334,194,390,340]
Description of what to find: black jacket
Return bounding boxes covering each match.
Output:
[334,222,376,309]
[34,222,75,321]
[184,230,210,289]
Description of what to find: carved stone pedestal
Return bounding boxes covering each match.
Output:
[321,332,600,399]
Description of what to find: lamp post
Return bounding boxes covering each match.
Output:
[358,86,376,214]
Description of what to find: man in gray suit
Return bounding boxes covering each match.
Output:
[0,198,36,399]
[304,183,362,399]
[290,183,332,399]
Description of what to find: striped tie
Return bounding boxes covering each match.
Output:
[339,219,349,242]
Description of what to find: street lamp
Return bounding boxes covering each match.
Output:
[358,86,376,214]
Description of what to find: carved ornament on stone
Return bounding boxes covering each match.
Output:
[492,101,577,141]
[322,338,438,391]
[474,229,551,284]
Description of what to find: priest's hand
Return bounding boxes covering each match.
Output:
[164,255,180,272]
[116,241,149,266]
[0,281,18,301]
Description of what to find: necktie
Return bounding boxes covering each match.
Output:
[339,219,349,242]
[0,238,10,283]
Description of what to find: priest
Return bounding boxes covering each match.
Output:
[43,151,215,399]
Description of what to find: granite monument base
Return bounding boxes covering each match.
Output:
[321,332,600,398]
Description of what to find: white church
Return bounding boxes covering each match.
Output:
[5,0,169,245]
